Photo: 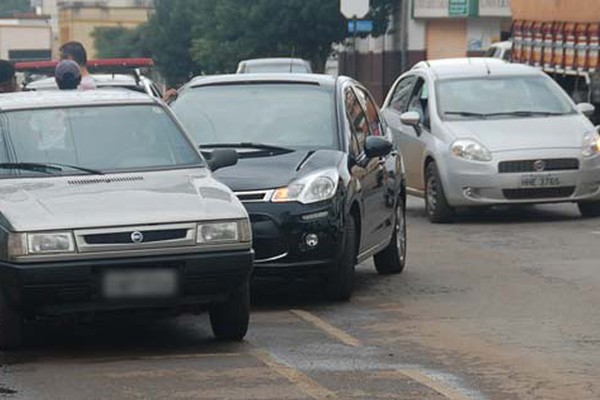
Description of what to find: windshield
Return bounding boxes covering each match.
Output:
[172,83,337,150]
[437,75,575,120]
[0,105,202,177]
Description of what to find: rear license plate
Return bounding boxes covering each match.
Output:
[520,174,561,188]
[102,269,178,299]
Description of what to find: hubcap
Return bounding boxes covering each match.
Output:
[426,173,438,213]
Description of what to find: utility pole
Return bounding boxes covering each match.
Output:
[399,0,409,73]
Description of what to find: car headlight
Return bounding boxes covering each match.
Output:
[271,169,339,204]
[582,131,600,157]
[8,232,76,257]
[196,220,251,244]
[451,139,492,162]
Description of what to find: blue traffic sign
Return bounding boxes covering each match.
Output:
[348,20,373,34]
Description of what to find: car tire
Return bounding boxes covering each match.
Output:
[209,281,250,341]
[425,161,454,223]
[374,197,407,275]
[0,288,23,350]
[578,201,600,218]
[325,216,356,302]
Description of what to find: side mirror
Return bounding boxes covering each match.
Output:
[364,136,393,158]
[400,111,421,126]
[203,148,238,171]
[576,102,595,117]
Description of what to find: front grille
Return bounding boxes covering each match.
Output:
[502,186,575,200]
[498,158,579,173]
[84,229,188,245]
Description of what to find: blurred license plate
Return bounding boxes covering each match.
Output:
[103,269,177,299]
[520,174,561,188]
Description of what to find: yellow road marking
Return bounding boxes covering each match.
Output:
[251,350,337,400]
[398,369,473,400]
[290,309,362,348]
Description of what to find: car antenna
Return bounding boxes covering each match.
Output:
[484,58,491,75]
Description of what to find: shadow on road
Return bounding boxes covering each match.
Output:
[407,197,584,225]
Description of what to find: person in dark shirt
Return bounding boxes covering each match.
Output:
[0,60,17,93]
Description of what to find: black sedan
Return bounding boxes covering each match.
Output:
[172,74,407,301]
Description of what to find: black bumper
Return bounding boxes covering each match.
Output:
[244,200,346,277]
[0,250,253,316]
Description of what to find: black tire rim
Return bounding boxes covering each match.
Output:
[395,204,406,264]
[426,171,438,214]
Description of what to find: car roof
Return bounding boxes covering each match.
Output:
[240,58,309,66]
[25,74,144,90]
[0,90,156,111]
[411,57,539,79]
[184,73,338,90]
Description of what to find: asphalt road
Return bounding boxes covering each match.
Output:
[1,197,599,400]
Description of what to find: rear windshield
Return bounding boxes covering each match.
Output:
[0,104,202,177]
[172,83,337,150]
[245,63,311,73]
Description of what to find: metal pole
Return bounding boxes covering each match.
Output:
[400,0,409,72]
[353,16,358,78]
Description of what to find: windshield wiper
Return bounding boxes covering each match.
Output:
[200,142,294,153]
[444,111,489,119]
[0,162,61,175]
[45,163,104,175]
[0,162,103,175]
[485,111,565,117]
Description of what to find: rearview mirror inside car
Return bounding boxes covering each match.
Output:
[203,148,238,171]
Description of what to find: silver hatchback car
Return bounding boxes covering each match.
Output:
[0,91,252,349]
[382,58,600,222]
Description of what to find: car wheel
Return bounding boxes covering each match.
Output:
[578,201,600,218]
[374,197,407,275]
[0,288,23,350]
[425,161,454,223]
[209,281,250,341]
[325,216,356,302]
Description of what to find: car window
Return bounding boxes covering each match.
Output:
[344,87,370,159]
[172,83,337,150]
[437,75,575,119]
[388,76,417,113]
[0,105,202,176]
[354,86,384,136]
[406,78,430,128]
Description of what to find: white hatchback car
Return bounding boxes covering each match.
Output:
[382,58,600,222]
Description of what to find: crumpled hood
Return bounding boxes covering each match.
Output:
[0,168,247,232]
[214,149,345,191]
[444,115,594,152]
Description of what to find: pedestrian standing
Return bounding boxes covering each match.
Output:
[59,41,97,90]
[0,60,17,93]
[55,60,82,90]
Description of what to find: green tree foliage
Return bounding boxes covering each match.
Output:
[93,0,395,84]
[190,0,395,74]
[0,0,31,16]
[93,25,152,59]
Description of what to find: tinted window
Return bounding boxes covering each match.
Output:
[173,84,337,150]
[437,76,575,119]
[354,86,384,136]
[388,76,417,113]
[344,87,370,158]
[0,105,202,176]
